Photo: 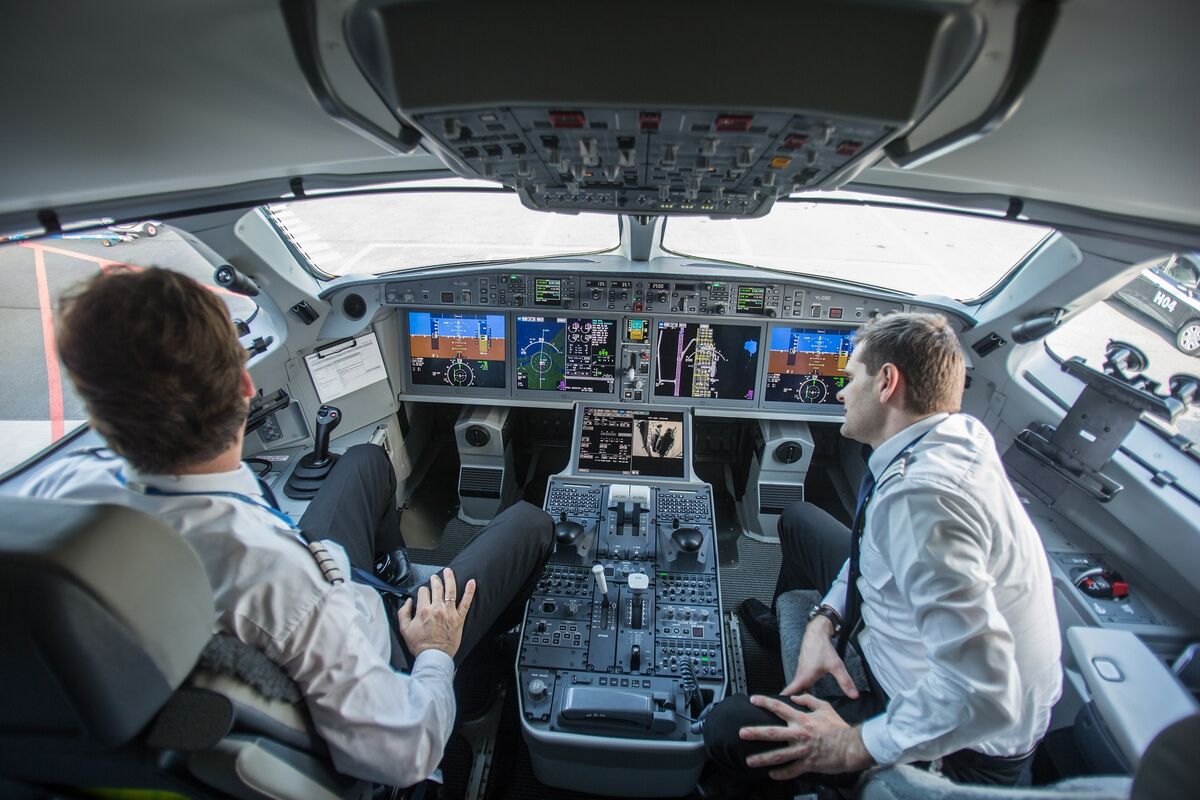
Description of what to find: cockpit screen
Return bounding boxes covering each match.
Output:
[515,316,616,393]
[764,326,854,405]
[408,311,506,388]
[653,321,760,401]
[577,407,685,478]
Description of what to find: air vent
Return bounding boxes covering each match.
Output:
[460,466,503,498]
[342,293,367,320]
[464,425,491,447]
[759,484,804,514]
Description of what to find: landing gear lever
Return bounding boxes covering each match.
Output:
[284,405,343,500]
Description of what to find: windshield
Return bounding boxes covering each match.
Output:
[661,194,1053,301]
[265,181,620,277]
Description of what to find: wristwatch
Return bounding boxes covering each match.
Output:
[807,604,842,634]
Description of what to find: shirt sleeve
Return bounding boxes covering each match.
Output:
[859,484,1021,765]
[274,584,456,787]
[820,558,850,618]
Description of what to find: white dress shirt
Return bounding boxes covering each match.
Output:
[820,413,1062,765]
[19,451,455,787]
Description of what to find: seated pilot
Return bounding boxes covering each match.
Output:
[21,267,553,787]
[703,312,1062,794]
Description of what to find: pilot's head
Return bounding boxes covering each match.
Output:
[57,267,252,474]
[837,311,965,446]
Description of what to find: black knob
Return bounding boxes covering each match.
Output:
[657,292,668,303]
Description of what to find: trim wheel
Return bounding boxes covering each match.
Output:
[1177,320,1200,355]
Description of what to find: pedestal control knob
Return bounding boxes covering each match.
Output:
[666,608,675,619]
[565,600,580,618]
[528,678,548,702]
[535,620,548,634]
[700,609,710,621]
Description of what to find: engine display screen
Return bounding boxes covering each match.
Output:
[764,326,854,405]
[408,311,506,389]
[653,321,760,401]
[577,407,686,478]
[515,316,616,393]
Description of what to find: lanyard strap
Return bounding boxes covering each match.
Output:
[115,469,300,531]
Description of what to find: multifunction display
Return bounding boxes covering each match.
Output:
[533,277,563,306]
[735,285,766,314]
[515,316,617,393]
[577,407,686,478]
[408,311,507,388]
[764,326,854,405]
[653,321,761,401]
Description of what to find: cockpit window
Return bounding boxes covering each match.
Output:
[660,194,1052,301]
[1046,253,1200,446]
[263,182,619,278]
[0,222,255,475]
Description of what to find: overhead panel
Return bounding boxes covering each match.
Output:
[345,0,985,218]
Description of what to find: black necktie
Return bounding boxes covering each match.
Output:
[836,468,876,657]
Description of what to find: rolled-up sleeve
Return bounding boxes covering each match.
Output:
[859,485,1020,765]
[276,585,456,787]
[820,558,851,618]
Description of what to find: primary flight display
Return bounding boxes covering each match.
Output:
[653,321,761,401]
[764,326,853,405]
[515,316,617,393]
[408,311,507,388]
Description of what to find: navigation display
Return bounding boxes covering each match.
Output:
[408,311,506,389]
[764,326,854,405]
[515,316,616,393]
[653,321,760,401]
[577,407,686,478]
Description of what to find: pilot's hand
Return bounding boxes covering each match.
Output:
[741,695,873,778]
[397,568,476,659]
[781,615,859,699]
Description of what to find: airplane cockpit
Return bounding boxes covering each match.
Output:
[1,1,1198,798]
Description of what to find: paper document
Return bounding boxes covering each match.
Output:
[304,332,388,403]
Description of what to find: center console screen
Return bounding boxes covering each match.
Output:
[764,326,854,405]
[653,321,760,401]
[408,311,507,388]
[516,316,616,393]
[577,407,686,478]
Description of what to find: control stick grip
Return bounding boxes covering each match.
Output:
[312,404,342,462]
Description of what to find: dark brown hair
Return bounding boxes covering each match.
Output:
[853,311,966,414]
[57,267,248,474]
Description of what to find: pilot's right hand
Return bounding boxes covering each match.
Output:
[781,615,859,699]
[398,568,476,659]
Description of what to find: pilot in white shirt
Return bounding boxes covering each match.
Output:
[704,312,1062,793]
[19,267,552,788]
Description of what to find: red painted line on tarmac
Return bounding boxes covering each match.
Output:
[32,247,65,441]
[18,241,239,296]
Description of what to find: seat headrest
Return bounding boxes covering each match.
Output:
[0,497,214,747]
[1132,712,1200,799]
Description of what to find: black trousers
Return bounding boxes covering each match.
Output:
[299,444,553,669]
[703,501,1034,793]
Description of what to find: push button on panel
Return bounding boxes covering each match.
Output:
[1092,657,1123,682]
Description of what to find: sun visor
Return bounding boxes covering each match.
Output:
[341,0,985,218]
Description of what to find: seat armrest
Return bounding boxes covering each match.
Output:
[1066,626,1199,770]
[188,735,367,800]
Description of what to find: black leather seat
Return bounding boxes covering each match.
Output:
[0,496,369,800]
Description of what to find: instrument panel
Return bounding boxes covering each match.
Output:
[359,267,909,414]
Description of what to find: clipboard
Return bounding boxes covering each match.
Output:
[303,332,388,403]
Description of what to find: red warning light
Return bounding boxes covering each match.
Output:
[550,111,585,128]
[639,112,662,131]
[715,114,753,132]
[782,134,809,150]
[836,140,863,156]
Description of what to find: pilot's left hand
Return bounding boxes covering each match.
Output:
[739,694,875,779]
